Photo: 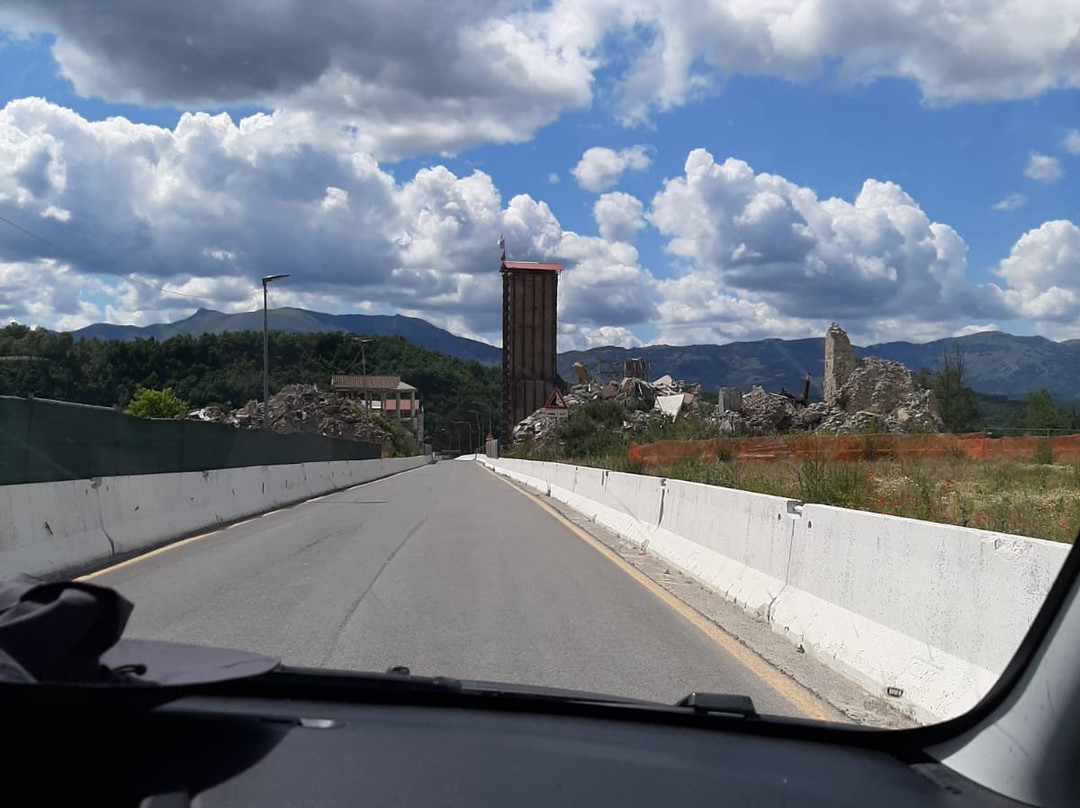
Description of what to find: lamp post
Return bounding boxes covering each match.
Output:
[350,336,374,416]
[261,274,290,429]
[469,409,483,453]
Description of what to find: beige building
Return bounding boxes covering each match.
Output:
[330,375,423,443]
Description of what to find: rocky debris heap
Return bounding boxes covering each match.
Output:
[511,322,943,444]
[188,384,395,446]
[512,371,704,445]
[711,324,943,435]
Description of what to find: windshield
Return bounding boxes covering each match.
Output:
[1,0,1077,729]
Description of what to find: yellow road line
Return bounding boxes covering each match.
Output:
[77,527,225,581]
[77,468,427,581]
[481,465,834,721]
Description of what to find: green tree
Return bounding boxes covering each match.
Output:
[1024,388,1068,433]
[372,414,421,457]
[123,387,190,419]
[929,346,980,433]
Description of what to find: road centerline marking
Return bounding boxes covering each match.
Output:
[479,464,834,721]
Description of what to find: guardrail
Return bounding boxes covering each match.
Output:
[480,456,1069,723]
[1,456,431,579]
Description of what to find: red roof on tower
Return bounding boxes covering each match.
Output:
[502,261,563,272]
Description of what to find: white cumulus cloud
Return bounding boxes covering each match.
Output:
[3,100,1079,347]
[647,148,1013,344]
[1024,151,1064,183]
[559,324,643,350]
[992,220,1080,328]
[0,98,658,338]
[1,1,1079,157]
[571,146,651,192]
[1062,129,1080,155]
[593,192,645,243]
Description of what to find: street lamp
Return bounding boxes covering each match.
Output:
[469,409,483,453]
[349,335,374,416]
[261,274,290,429]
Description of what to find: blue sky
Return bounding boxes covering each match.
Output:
[1,2,1079,348]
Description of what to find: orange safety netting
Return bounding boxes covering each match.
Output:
[628,433,1080,466]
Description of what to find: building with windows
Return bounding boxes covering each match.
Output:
[330,375,423,443]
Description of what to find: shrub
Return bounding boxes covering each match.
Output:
[123,387,188,419]
[372,414,420,457]
[558,400,630,460]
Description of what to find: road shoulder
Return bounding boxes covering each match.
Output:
[494,472,915,729]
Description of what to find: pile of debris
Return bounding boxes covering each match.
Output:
[511,361,705,445]
[708,324,943,436]
[188,384,396,448]
[512,323,943,445]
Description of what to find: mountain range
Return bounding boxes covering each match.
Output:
[68,309,1080,400]
[559,330,1080,401]
[71,307,502,366]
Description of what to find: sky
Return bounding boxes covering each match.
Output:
[0,1,1078,350]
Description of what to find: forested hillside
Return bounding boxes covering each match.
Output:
[0,324,499,450]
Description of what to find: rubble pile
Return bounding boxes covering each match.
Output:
[512,323,943,446]
[817,355,943,433]
[188,384,395,446]
[512,369,704,445]
[510,323,943,446]
[700,324,943,436]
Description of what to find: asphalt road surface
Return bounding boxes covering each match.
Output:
[89,460,812,717]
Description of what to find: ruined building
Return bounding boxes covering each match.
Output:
[818,323,942,433]
[824,322,858,404]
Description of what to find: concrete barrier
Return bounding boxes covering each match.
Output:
[97,470,227,557]
[775,504,1067,722]
[479,456,1071,723]
[654,479,796,620]
[0,479,113,576]
[2,455,430,579]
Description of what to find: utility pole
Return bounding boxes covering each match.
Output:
[261,274,289,429]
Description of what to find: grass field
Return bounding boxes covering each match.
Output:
[581,453,1080,544]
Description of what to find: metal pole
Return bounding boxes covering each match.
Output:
[262,281,269,429]
[470,409,482,453]
[260,274,289,429]
[361,340,368,418]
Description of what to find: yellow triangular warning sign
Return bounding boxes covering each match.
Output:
[544,388,568,410]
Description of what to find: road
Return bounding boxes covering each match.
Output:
[88,460,811,717]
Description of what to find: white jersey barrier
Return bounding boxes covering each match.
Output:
[2,456,430,579]
[480,456,1069,723]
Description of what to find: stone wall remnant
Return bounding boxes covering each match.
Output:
[824,323,858,405]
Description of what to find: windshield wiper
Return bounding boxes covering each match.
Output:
[215,665,761,721]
